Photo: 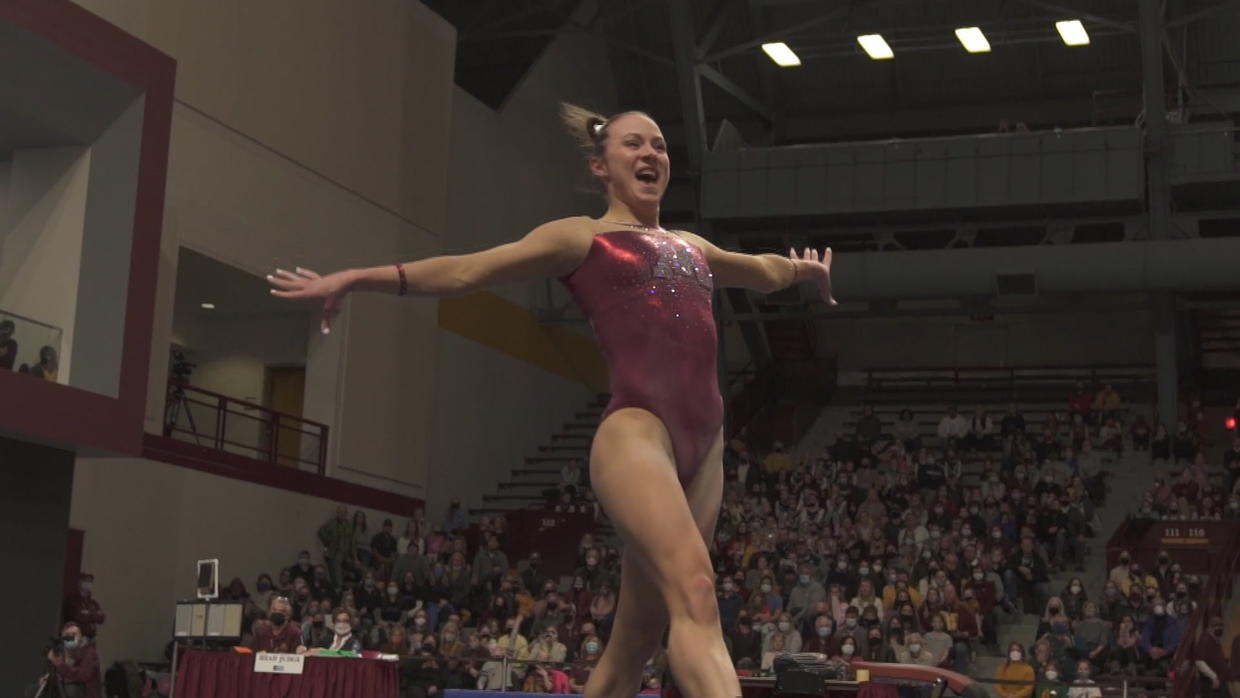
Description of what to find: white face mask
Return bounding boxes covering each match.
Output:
[842,644,855,656]
[908,643,922,654]
[1009,650,1022,662]
[778,622,791,633]
[1046,671,1059,681]
[335,622,351,636]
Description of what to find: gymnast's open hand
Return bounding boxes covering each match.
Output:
[267,266,351,334]
[789,246,838,306]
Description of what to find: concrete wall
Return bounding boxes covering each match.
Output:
[427,26,619,521]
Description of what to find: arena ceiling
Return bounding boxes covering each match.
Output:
[423,0,1240,148]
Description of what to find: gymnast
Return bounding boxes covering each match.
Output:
[267,103,838,697]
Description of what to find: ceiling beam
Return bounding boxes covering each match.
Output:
[1010,0,1135,32]
[698,0,743,58]
[698,64,776,125]
[702,6,853,63]
[1167,0,1240,28]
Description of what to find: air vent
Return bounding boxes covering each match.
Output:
[995,273,1037,296]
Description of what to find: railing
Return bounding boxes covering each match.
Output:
[162,379,329,475]
[1171,523,1240,698]
[864,363,1156,390]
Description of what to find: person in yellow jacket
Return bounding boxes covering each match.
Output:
[997,642,1036,698]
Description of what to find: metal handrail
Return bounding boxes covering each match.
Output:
[163,379,329,474]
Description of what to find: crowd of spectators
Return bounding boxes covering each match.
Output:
[191,381,1238,696]
[223,502,661,696]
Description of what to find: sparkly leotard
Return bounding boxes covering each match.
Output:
[560,229,723,485]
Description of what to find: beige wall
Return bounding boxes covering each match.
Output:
[428,25,619,520]
[70,455,418,668]
[0,147,90,381]
[65,0,456,493]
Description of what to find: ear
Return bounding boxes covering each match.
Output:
[588,155,608,181]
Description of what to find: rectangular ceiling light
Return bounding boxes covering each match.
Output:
[955,26,991,53]
[761,42,801,67]
[857,34,894,60]
[1056,19,1090,46]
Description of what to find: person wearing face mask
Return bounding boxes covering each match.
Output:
[251,596,305,653]
[894,632,937,666]
[1036,660,1067,698]
[472,535,509,594]
[1059,578,1088,620]
[1139,599,1184,673]
[305,609,362,654]
[717,576,745,632]
[801,613,840,655]
[302,609,334,649]
[45,621,102,698]
[997,642,1035,698]
[728,613,763,669]
[1065,659,1100,698]
[787,564,826,625]
[63,573,106,640]
[1071,602,1110,668]
[763,612,803,654]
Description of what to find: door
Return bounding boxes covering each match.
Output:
[265,366,306,467]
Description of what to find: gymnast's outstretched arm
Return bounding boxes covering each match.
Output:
[677,230,838,303]
[266,216,588,333]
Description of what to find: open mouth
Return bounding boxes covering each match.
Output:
[636,168,659,184]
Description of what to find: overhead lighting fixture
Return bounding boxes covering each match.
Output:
[761,42,801,67]
[200,303,215,310]
[955,26,991,53]
[1056,19,1090,46]
[857,34,894,60]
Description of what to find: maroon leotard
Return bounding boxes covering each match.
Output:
[560,229,724,485]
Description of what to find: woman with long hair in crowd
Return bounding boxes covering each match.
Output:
[269,103,837,696]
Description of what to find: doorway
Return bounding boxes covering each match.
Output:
[264,366,305,467]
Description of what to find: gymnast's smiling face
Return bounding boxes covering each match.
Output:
[589,112,670,210]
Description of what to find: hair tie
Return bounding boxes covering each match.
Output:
[588,118,604,139]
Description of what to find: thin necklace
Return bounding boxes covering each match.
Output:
[600,218,665,231]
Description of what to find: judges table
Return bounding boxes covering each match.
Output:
[176,649,398,698]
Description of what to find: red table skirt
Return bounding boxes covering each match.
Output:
[176,649,399,698]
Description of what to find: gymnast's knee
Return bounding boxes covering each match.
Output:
[668,568,719,628]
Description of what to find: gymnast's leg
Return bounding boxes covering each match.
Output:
[585,408,739,698]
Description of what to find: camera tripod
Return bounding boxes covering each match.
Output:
[164,383,204,446]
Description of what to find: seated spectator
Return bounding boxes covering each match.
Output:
[1073,601,1109,667]
[857,405,883,446]
[895,632,937,666]
[964,406,995,452]
[1130,415,1151,450]
[287,550,315,586]
[1172,420,1197,464]
[301,607,333,649]
[569,635,603,691]
[893,409,922,451]
[377,623,409,656]
[0,319,16,370]
[760,630,786,672]
[1066,659,1101,698]
[47,621,101,698]
[525,626,567,663]
[1067,383,1092,421]
[764,441,793,475]
[1108,615,1143,674]
[1092,384,1121,422]
[937,406,969,450]
[922,614,953,667]
[788,564,826,624]
[1139,600,1184,673]
[251,596,303,653]
[997,642,1035,698]
[1005,537,1050,614]
[1038,660,1067,698]
[729,612,762,669]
